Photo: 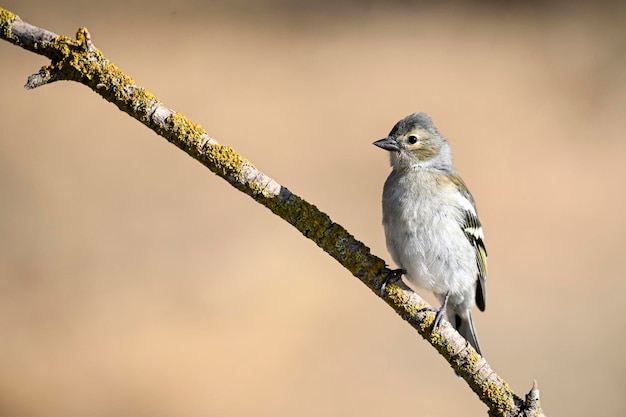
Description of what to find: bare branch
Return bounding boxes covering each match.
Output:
[0,7,545,417]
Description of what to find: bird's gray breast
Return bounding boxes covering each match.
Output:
[381,169,477,296]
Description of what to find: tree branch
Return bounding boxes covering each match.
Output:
[0,7,545,417]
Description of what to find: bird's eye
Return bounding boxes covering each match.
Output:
[407,135,418,144]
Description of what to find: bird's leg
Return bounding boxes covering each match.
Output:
[432,291,451,332]
[380,267,406,296]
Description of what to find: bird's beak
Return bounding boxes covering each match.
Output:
[373,136,400,152]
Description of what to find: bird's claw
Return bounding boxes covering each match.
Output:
[379,268,406,296]
[430,291,451,334]
[432,307,446,332]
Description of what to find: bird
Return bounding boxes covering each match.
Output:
[373,112,487,355]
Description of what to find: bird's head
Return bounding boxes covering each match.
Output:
[373,113,452,171]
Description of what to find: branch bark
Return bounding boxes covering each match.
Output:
[0,7,545,417]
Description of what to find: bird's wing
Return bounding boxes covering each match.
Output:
[449,173,488,312]
[462,207,487,311]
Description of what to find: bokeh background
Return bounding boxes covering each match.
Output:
[1,1,625,416]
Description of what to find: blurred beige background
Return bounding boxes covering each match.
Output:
[1,1,625,416]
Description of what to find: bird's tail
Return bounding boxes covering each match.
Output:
[452,312,481,356]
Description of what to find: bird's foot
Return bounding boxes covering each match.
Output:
[431,291,451,334]
[432,307,446,332]
[379,268,406,296]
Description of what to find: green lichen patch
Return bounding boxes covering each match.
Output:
[202,142,250,178]
[0,9,19,42]
[126,88,157,121]
[481,380,515,416]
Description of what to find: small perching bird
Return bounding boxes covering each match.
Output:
[374,113,487,355]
